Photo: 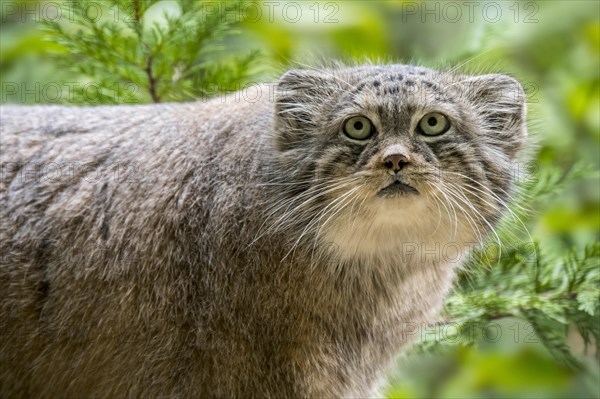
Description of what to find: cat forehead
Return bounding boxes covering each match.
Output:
[328,65,448,98]
[339,65,441,83]
[344,64,433,77]
[333,66,453,106]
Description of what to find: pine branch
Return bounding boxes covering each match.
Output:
[132,0,159,103]
[39,0,263,104]
[144,54,160,103]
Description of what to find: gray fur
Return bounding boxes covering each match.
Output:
[0,64,527,398]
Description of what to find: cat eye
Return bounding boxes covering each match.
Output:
[418,112,450,136]
[343,116,373,140]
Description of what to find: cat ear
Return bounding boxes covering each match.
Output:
[274,69,338,151]
[461,74,527,157]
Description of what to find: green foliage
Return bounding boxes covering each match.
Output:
[40,0,262,104]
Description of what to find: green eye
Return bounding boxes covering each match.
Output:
[418,112,450,136]
[343,116,373,140]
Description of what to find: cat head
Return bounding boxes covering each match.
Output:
[271,64,527,259]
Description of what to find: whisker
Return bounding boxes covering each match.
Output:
[247,177,361,248]
[443,183,502,256]
[282,186,361,261]
[443,171,533,243]
[429,181,460,239]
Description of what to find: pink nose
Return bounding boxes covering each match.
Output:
[383,153,409,172]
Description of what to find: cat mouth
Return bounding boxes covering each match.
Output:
[377,180,419,197]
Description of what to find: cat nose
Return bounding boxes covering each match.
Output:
[383,153,410,173]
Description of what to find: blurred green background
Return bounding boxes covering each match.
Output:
[1,0,599,397]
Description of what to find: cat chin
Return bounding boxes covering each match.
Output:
[322,201,430,257]
[320,193,479,262]
[370,192,427,215]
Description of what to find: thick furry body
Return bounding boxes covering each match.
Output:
[0,65,526,397]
